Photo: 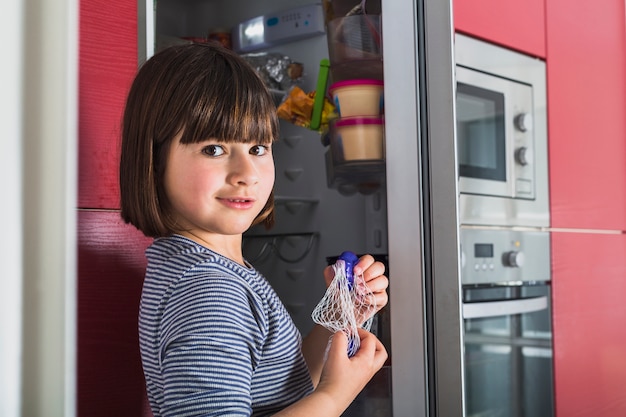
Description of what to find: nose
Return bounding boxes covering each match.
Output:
[228,152,260,186]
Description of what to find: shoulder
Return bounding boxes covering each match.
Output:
[146,235,256,286]
[145,235,272,327]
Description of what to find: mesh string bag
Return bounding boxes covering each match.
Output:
[311,251,377,357]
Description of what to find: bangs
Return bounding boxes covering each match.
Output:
[178,56,279,145]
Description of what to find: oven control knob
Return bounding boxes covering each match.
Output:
[514,113,533,132]
[504,251,525,268]
[515,146,531,166]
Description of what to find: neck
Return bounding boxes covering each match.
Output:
[179,230,244,265]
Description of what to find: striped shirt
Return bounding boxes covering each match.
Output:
[139,235,314,417]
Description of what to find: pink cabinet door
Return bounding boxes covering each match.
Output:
[77,210,153,417]
[79,0,138,209]
[552,232,626,417]
[454,0,546,58]
[547,0,626,231]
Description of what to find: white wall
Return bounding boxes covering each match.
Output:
[0,0,25,414]
[0,0,78,415]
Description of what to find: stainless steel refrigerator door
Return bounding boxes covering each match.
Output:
[384,0,463,415]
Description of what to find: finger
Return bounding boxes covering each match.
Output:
[357,329,388,366]
[356,262,385,283]
[365,290,388,311]
[353,255,375,276]
[363,274,389,292]
[323,265,334,287]
[354,328,375,353]
[355,328,384,354]
[327,331,349,360]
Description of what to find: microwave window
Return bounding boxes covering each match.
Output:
[457,83,506,182]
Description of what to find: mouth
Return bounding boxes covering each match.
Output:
[218,197,257,209]
[225,198,254,203]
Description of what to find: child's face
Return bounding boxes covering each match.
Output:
[164,134,275,237]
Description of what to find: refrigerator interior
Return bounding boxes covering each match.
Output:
[154,0,391,415]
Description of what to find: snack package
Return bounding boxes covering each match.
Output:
[277,86,337,132]
[242,52,303,91]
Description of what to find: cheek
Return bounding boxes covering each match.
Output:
[263,163,276,193]
[165,162,214,209]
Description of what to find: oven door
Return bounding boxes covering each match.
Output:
[462,283,555,417]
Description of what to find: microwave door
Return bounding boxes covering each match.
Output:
[456,80,511,198]
[457,83,507,181]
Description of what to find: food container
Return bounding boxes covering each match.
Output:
[327,14,383,82]
[329,79,384,118]
[330,117,385,162]
[207,28,232,49]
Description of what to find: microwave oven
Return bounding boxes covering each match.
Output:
[455,34,550,228]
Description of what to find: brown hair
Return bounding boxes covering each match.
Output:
[119,43,278,237]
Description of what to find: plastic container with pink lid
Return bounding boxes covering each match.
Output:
[330,116,385,163]
[329,79,384,118]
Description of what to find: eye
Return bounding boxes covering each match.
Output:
[201,144,225,157]
[250,144,270,156]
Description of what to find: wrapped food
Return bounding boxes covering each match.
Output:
[277,86,337,132]
[241,52,304,91]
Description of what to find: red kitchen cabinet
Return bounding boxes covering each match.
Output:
[77,210,153,417]
[551,232,626,417]
[453,0,546,58]
[546,0,626,231]
[79,0,138,209]
[78,0,151,414]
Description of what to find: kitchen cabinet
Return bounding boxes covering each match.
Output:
[551,232,626,416]
[456,3,626,417]
[78,0,150,415]
[77,210,153,417]
[453,0,546,58]
[79,0,137,209]
[546,0,626,231]
[547,3,626,416]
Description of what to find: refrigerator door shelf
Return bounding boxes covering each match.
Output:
[324,150,385,196]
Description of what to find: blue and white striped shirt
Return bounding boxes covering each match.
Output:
[139,235,314,417]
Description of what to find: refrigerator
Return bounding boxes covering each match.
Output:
[139,0,464,415]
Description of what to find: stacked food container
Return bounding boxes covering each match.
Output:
[329,79,385,163]
[324,13,385,195]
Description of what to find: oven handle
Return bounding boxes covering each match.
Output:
[462,295,548,319]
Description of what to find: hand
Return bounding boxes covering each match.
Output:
[323,254,389,315]
[315,329,388,414]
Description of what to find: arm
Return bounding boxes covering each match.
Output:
[276,328,388,417]
[301,324,333,387]
[301,262,339,386]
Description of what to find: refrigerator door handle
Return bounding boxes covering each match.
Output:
[462,295,548,319]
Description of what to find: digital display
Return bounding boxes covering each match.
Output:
[474,243,494,258]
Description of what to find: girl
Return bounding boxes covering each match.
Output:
[119,43,388,417]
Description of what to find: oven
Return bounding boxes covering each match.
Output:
[460,228,554,417]
[455,34,549,228]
